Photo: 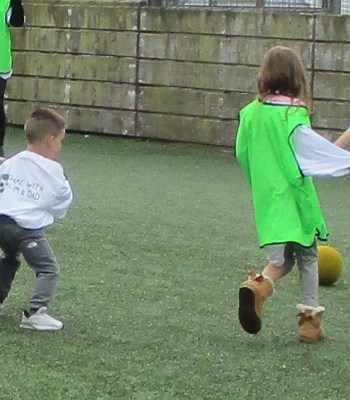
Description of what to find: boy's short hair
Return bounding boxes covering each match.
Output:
[24,108,66,144]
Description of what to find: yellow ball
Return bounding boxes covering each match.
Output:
[317,245,343,286]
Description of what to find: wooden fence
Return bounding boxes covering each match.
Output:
[5,2,350,146]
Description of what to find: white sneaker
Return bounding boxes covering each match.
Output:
[20,306,63,331]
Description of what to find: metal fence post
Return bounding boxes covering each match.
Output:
[326,0,341,14]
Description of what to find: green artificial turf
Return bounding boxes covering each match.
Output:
[1,127,350,399]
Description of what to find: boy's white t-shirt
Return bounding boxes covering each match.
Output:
[0,150,73,229]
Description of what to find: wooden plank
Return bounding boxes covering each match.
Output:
[11,28,138,57]
[314,43,350,72]
[6,76,136,110]
[315,14,350,42]
[138,86,252,118]
[139,59,314,93]
[137,112,235,146]
[6,101,136,136]
[13,52,137,83]
[317,129,345,142]
[140,34,313,67]
[314,72,350,101]
[313,100,350,131]
[23,3,138,30]
[139,60,259,92]
[141,8,314,38]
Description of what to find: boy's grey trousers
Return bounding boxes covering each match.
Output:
[0,215,60,312]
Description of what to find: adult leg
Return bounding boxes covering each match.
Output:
[0,222,22,303]
[0,246,21,303]
[0,78,8,156]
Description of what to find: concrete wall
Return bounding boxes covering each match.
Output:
[6,2,350,146]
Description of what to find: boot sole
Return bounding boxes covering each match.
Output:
[298,331,325,343]
[239,287,261,334]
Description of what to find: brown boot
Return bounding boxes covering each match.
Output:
[238,271,274,334]
[297,305,325,343]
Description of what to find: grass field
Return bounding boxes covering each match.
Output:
[1,127,350,399]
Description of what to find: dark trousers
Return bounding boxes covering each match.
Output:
[0,216,60,311]
[0,78,7,148]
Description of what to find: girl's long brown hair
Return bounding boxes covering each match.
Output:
[257,46,311,111]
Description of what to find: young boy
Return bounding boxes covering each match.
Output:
[0,108,73,331]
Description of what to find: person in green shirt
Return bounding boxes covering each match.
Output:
[235,46,350,343]
[0,0,25,158]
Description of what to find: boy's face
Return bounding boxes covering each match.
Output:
[46,129,66,160]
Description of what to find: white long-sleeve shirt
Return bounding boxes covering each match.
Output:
[293,125,350,177]
[263,96,350,178]
[0,150,73,229]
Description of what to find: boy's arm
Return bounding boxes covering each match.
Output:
[334,127,350,149]
[292,125,350,177]
[8,0,25,27]
[50,181,73,219]
[46,166,73,219]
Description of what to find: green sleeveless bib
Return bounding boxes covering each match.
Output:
[235,99,328,247]
[0,0,12,74]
